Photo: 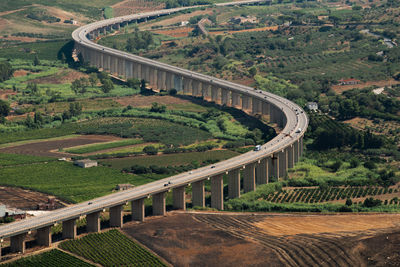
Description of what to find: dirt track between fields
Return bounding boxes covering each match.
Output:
[0,135,121,157]
[122,212,400,267]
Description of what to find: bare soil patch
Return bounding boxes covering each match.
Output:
[112,0,165,17]
[29,69,88,84]
[0,186,65,210]
[13,69,31,77]
[332,79,400,94]
[122,212,400,267]
[152,27,193,38]
[209,26,279,35]
[0,89,16,100]
[0,135,121,157]
[114,95,194,108]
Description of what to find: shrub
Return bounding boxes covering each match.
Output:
[363,197,382,207]
[143,145,158,155]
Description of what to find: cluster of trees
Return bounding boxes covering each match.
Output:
[165,0,211,8]
[70,72,114,94]
[126,31,154,52]
[62,102,83,120]
[0,61,13,82]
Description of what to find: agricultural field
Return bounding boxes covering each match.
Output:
[59,229,166,266]
[1,249,94,267]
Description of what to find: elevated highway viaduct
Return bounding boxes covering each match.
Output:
[0,0,308,259]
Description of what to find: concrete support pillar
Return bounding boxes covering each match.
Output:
[271,154,279,180]
[192,180,205,208]
[183,77,192,95]
[173,186,186,210]
[221,88,229,106]
[62,219,77,239]
[174,75,183,92]
[256,158,268,185]
[86,211,101,233]
[131,198,145,222]
[202,83,210,100]
[294,140,299,163]
[10,233,26,253]
[262,102,270,116]
[152,192,166,216]
[299,136,304,157]
[191,80,199,96]
[279,149,288,178]
[165,72,173,90]
[242,95,251,111]
[157,71,166,91]
[110,205,124,228]
[287,145,295,169]
[228,169,240,199]
[211,175,224,210]
[211,86,219,103]
[37,226,52,247]
[231,92,241,107]
[243,163,256,193]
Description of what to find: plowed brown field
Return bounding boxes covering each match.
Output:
[122,212,400,267]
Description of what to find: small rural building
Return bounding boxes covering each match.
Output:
[37,198,58,210]
[338,78,361,85]
[307,102,318,111]
[116,184,134,191]
[180,21,189,26]
[74,159,98,168]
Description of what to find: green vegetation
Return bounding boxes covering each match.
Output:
[59,229,166,267]
[102,150,239,170]
[65,139,143,154]
[103,6,113,19]
[0,153,55,166]
[0,161,158,203]
[1,249,94,267]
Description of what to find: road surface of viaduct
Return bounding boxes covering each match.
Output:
[0,0,308,258]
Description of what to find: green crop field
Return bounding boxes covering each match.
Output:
[65,139,144,154]
[59,229,166,267]
[0,40,69,61]
[0,153,55,166]
[0,161,164,203]
[102,150,240,170]
[1,249,94,267]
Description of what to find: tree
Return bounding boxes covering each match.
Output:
[345,198,353,206]
[69,102,82,116]
[140,79,147,94]
[249,66,257,77]
[0,100,10,119]
[101,78,114,93]
[126,78,140,89]
[143,145,158,155]
[150,102,166,113]
[33,55,40,66]
[89,73,99,87]
[0,61,14,82]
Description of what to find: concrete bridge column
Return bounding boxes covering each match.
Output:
[228,169,240,199]
[103,54,110,72]
[192,80,199,96]
[192,180,205,208]
[37,226,52,247]
[125,61,133,79]
[231,92,240,107]
[183,77,192,95]
[111,57,118,75]
[148,68,156,87]
[110,204,124,228]
[131,198,145,222]
[299,136,304,157]
[10,233,26,253]
[141,65,149,82]
[256,158,268,185]
[243,163,256,193]
[157,70,164,90]
[241,95,251,111]
[86,211,101,233]
[294,140,299,163]
[152,192,166,216]
[174,75,183,92]
[279,149,288,178]
[137,63,142,80]
[221,88,230,106]
[165,72,173,90]
[202,83,210,100]
[173,186,186,210]
[211,175,224,210]
[262,102,270,116]
[271,154,279,180]
[132,62,139,79]
[287,145,295,169]
[211,86,219,103]
[62,218,77,239]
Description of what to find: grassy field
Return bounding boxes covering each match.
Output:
[0,153,55,166]
[0,161,165,203]
[2,249,94,267]
[102,150,240,170]
[0,40,69,61]
[64,139,144,154]
[59,229,166,267]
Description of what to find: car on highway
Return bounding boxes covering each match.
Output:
[254,145,261,151]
